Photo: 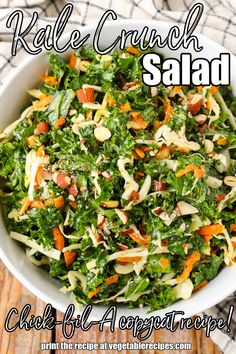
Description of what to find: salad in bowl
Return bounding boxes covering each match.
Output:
[0,44,236,313]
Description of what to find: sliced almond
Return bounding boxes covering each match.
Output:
[102,171,113,180]
[83,103,102,110]
[71,113,85,123]
[129,190,140,202]
[52,172,59,184]
[206,176,223,189]
[176,201,199,216]
[26,135,41,148]
[56,173,71,189]
[213,133,220,142]
[115,209,128,224]
[174,278,193,300]
[116,242,128,251]
[213,150,230,173]
[94,126,111,142]
[204,139,214,154]
[97,213,105,227]
[80,185,87,193]
[158,211,177,226]
[69,109,78,116]
[78,60,90,72]
[194,114,207,124]
[100,200,119,208]
[28,89,44,99]
[68,195,75,202]
[188,94,202,115]
[102,221,111,235]
[82,84,102,92]
[224,176,236,187]
[152,207,162,216]
[155,146,170,160]
[151,87,158,97]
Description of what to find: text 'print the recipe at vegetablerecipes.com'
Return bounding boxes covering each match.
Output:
[6,2,230,86]
[4,304,235,341]
[40,340,192,351]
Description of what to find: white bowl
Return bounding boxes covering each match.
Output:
[1,20,236,322]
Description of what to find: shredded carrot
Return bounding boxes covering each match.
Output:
[130,111,140,119]
[34,95,53,109]
[176,251,200,283]
[197,86,203,92]
[206,95,212,110]
[197,224,224,236]
[44,198,53,206]
[19,196,31,216]
[217,137,228,145]
[117,256,142,263]
[202,234,213,243]
[30,199,45,209]
[52,226,65,251]
[159,257,169,269]
[132,150,139,160]
[35,165,44,186]
[129,112,148,130]
[193,280,208,293]
[35,166,51,187]
[64,251,77,268]
[87,285,102,299]
[126,47,140,55]
[142,147,152,152]
[106,96,115,106]
[69,201,78,209]
[176,164,205,178]
[69,53,78,69]
[106,274,119,285]
[55,117,66,128]
[134,147,145,159]
[119,102,131,112]
[210,86,218,95]
[194,167,205,178]
[163,97,174,123]
[54,195,65,209]
[142,235,151,248]
[172,86,182,94]
[36,145,45,157]
[128,231,146,244]
[230,224,236,232]
[176,164,196,177]
[42,76,56,86]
